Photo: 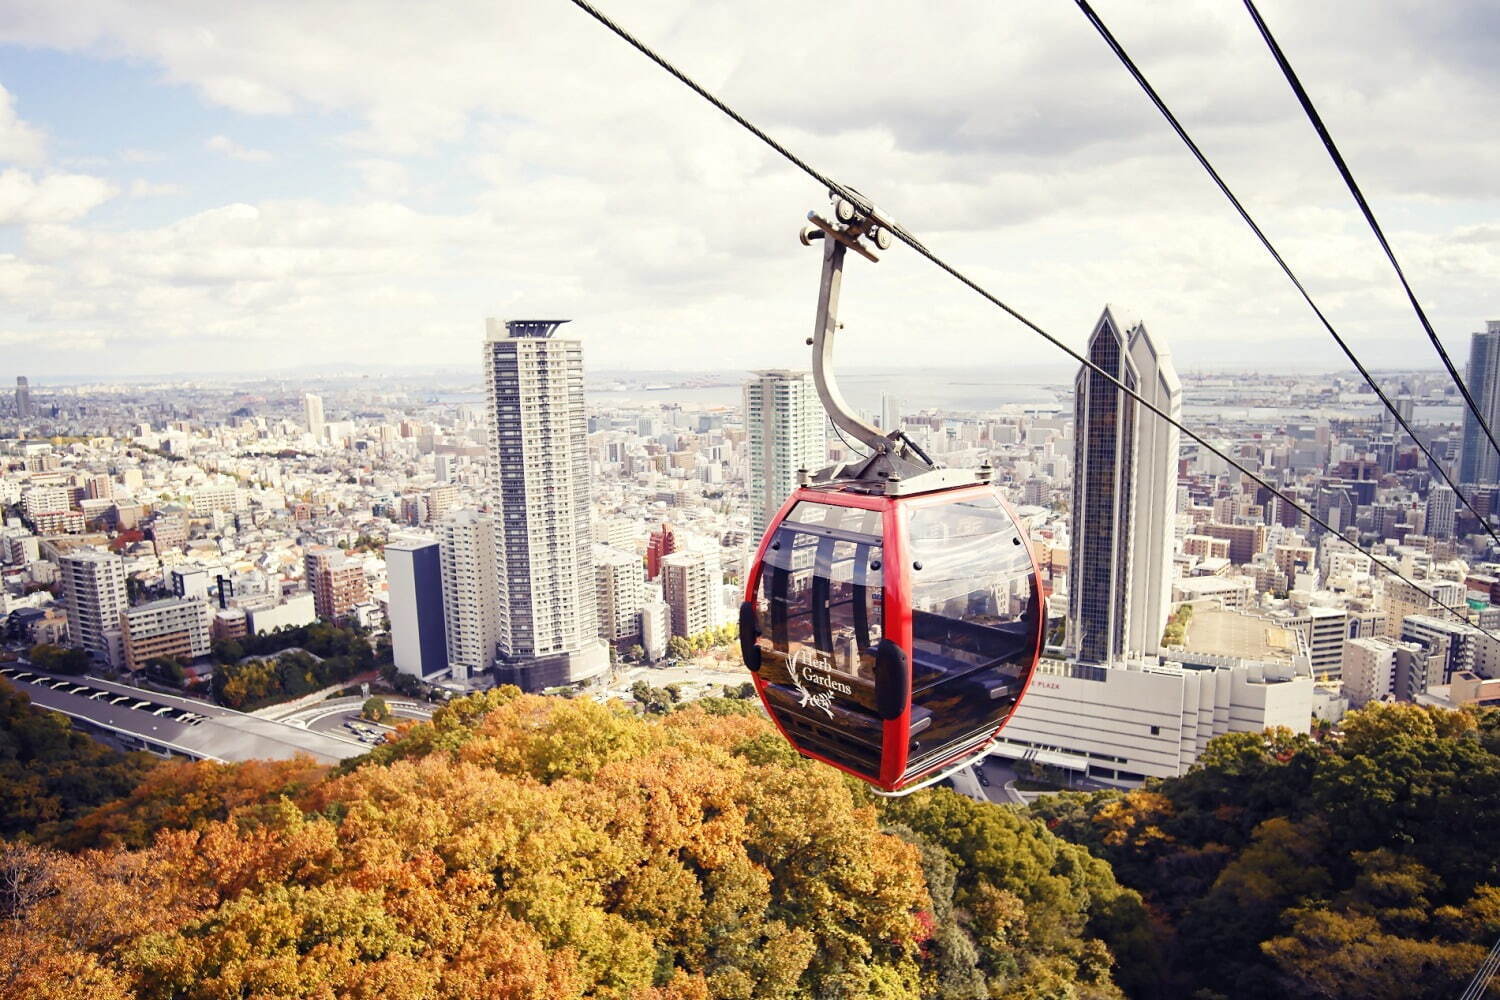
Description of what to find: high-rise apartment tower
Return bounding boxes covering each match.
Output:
[744,370,824,536]
[59,549,129,661]
[437,511,503,681]
[303,393,326,440]
[484,318,608,689]
[386,537,449,678]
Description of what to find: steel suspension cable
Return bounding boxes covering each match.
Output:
[1458,936,1500,1000]
[1071,0,1500,549]
[1240,0,1500,494]
[563,0,1494,637]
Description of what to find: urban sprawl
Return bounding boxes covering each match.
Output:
[4,311,1500,786]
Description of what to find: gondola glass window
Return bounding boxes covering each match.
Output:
[905,495,1039,776]
[756,502,885,778]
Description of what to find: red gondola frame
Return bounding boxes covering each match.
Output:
[744,481,1045,793]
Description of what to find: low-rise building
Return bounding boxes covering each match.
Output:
[121,597,213,672]
[640,599,670,662]
[244,592,317,635]
[996,657,1314,787]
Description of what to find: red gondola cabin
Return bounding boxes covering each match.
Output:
[740,481,1044,794]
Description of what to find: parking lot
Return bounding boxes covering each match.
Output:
[1,666,211,727]
[0,664,368,763]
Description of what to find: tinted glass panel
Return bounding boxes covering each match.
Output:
[904,495,1039,777]
[755,502,885,777]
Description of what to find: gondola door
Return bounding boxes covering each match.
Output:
[745,491,901,786]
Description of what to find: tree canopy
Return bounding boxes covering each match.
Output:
[1029,703,1500,999]
[2,689,1144,999]
[0,678,158,844]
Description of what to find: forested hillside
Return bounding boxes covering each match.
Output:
[1,686,1149,999]
[6,679,1493,999]
[1031,703,1500,1000]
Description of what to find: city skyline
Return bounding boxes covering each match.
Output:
[6,300,1500,778]
[0,4,1497,376]
[4,3,1500,992]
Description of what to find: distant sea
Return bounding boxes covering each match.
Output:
[441,365,1468,426]
[584,367,1069,415]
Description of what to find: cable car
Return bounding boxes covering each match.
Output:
[739,194,1045,795]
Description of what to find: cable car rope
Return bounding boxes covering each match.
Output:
[1072,0,1500,550]
[563,0,1498,640]
[1458,936,1500,1000]
[830,417,873,461]
[1241,0,1500,494]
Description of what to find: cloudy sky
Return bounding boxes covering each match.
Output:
[0,0,1496,378]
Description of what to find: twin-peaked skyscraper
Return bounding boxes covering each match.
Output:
[1068,306,1181,666]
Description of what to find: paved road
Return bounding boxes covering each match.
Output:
[977,756,1028,806]
[596,661,748,705]
[277,696,435,740]
[945,756,1028,806]
[0,665,368,764]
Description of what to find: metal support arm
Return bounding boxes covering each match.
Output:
[801,194,982,495]
[810,232,888,456]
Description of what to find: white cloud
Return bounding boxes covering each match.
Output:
[128,179,182,198]
[205,134,272,162]
[0,169,115,224]
[352,159,408,198]
[0,83,45,166]
[0,1,1495,373]
[0,328,105,351]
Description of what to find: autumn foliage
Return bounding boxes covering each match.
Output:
[0,688,1144,999]
[1031,703,1500,1000]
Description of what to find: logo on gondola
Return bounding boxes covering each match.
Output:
[787,647,850,719]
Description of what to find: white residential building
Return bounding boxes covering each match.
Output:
[59,549,129,660]
[22,486,70,521]
[744,370,824,536]
[1424,485,1456,539]
[640,599,670,662]
[1343,637,1403,707]
[660,549,721,639]
[594,544,644,645]
[1303,607,1348,682]
[437,510,503,682]
[484,318,608,689]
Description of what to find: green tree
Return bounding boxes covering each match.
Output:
[363,696,391,723]
[0,678,157,842]
[27,644,92,676]
[211,638,244,665]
